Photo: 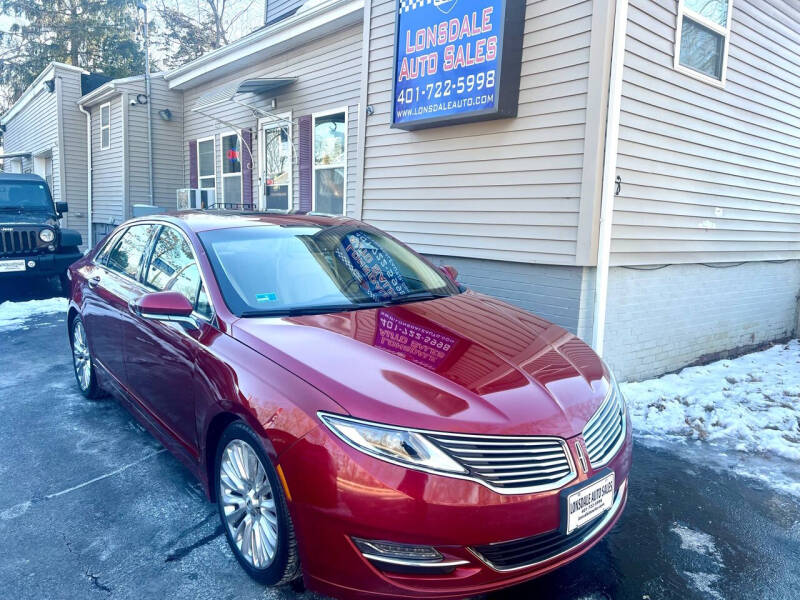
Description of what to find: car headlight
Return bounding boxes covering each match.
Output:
[319,413,467,475]
[39,228,55,243]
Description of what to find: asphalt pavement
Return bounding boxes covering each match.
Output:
[1,278,799,599]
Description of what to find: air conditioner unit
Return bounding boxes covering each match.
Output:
[177,188,215,210]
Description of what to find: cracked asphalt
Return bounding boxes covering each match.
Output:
[1,278,799,599]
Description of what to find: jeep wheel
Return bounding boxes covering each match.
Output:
[70,316,103,399]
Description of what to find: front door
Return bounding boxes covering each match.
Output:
[259,116,292,211]
[82,223,158,386]
[123,225,213,457]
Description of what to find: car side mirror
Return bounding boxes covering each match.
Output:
[439,264,459,283]
[55,201,68,215]
[131,291,196,326]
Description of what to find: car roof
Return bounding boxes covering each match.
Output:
[128,210,356,233]
[0,173,48,183]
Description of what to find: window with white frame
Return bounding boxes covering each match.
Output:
[100,103,111,149]
[197,137,216,190]
[312,109,346,215]
[221,132,243,207]
[674,0,734,84]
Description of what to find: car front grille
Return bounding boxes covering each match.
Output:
[470,479,627,571]
[425,432,576,493]
[0,227,46,256]
[582,386,626,468]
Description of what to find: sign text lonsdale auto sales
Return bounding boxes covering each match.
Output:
[391,0,525,130]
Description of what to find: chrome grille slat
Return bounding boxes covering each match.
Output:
[470,457,568,471]
[426,431,576,493]
[582,385,625,468]
[0,226,48,256]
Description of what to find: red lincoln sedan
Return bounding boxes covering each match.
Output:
[66,212,631,599]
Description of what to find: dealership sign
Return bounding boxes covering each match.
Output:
[391,0,525,130]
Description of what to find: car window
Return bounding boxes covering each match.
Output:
[199,223,459,317]
[146,226,194,290]
[146,226,212,319]
[106,224,156,280]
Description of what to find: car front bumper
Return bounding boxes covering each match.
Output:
[277,414,633,600]
[0,250,83,277]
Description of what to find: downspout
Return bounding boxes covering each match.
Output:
[591,0,629,357]
[78,102,93,248]
[54,76,68,228]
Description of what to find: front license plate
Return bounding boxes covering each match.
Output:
[564,472,615,535]
[0,259,26,273]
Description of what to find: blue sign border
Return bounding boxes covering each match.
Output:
[390,0,525,131]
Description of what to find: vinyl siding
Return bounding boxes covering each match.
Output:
[361,0,593,266]
[120,77,185,214]
[181,23,362,216]
[1,66,90,245]
[89,98,124,226]
[613,0,800,266]
[56,65,90,244]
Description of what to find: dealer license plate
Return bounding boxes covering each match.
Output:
[0,259,26,273]
[564,472,615,535]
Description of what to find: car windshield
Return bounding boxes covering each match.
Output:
[199,223,461,317]
[0,181,53,212]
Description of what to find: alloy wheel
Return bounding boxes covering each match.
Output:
[72,320,91,392]
[219,439,280,569]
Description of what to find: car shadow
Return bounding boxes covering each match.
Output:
[0,275,64,303]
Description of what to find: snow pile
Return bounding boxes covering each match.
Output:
[622,341,800,494]
[0,297,68,331]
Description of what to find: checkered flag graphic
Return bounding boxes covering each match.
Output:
[399,0,432,13]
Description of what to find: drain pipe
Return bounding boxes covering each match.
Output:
[591,0,629,357]
[78,102,93,248]
[139,1,155,205]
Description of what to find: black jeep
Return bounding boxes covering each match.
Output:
[0,173,83,294]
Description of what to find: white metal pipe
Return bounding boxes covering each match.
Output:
[591,0,630,357]
[140,1,155,205]
[78,103,93,248]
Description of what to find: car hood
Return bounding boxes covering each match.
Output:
[0,212,57,227]
[231,291,609,438]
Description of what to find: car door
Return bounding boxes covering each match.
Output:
[123,224,214,458]
[81,223,158,386]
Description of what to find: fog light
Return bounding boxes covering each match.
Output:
[353,538,442,561]
[48,244,56,251]
[27,260,36,268]
[352,537,468,575]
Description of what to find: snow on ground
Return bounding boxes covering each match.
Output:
[622,340,800,496]
[0,297,67,331]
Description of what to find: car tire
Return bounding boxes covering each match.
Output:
[215,421,301,586]
[70,316,103,399]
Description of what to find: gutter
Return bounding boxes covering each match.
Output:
[591,0,629,357]
[77,102,93,248]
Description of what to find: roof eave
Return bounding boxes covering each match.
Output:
[1,62,88,125]
[164,0,364,90]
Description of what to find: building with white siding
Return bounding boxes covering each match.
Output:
[0,62,109,245]
[2,0,798,382]
[76,74,184,246]
[168,0,799,381]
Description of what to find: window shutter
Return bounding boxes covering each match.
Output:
[297,115,312,213]
[241,129,253,209]
[188,140,198,188]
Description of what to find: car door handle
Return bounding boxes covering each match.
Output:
[87,276,101,289]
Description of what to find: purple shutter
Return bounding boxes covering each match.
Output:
[188,140,198,188]
[297,115,312,213]
[241,128,253,209]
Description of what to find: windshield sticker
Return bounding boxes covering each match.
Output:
[336,231,411,302]
[255,292,278,303]
[374,310,457,371]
